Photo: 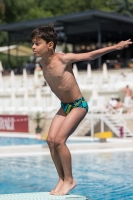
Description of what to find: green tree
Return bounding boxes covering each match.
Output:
[38,0,109,16]
[0,31,7,45]
[1,0,133,25]
[1,0,38,23]
[0,0,5,23]
[107,0,133,17]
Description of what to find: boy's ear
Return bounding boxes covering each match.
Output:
[48,41,54,49]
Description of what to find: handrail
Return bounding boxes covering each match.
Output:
[87,111,133,137]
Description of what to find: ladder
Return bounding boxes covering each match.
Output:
[101,114,133,137]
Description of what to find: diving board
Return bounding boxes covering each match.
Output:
[0,192,88,200]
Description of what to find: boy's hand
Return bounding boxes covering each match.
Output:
[116,39,132,50]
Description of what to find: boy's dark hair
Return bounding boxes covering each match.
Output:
[31,25,58,50]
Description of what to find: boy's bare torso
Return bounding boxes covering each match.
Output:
[40,53,82,103]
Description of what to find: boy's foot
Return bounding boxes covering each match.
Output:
[54,179,76,195]
[50,179,64,195]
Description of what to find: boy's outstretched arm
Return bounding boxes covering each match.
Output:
[61,39,132,64]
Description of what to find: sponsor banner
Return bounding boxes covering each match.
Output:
[0,115,29,133]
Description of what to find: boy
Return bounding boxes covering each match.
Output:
[31,25,132,195]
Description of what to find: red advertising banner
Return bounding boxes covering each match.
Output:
[0,115,29,133]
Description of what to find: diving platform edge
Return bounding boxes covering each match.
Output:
[0,192,88,200]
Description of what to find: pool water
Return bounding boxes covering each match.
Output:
[0,136,93,146]
[0,152,133,200]
[0,137,46,146]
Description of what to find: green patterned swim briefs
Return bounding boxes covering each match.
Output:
[61,97,88,115]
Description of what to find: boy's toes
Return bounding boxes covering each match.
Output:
[50,190,55,195]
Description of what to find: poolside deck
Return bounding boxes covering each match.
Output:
[0,137,133,157]
[0,192,88,200]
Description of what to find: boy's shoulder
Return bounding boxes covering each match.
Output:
[55,51,66,61]
[57,51,65,54]
[56,51,66,59]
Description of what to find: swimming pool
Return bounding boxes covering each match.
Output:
[0,136,96,146]
[0,136,46,146]
[0,152,133,200]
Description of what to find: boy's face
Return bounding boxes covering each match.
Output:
[32,37,53,57]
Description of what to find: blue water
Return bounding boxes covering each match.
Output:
[0,136,92,146]
[0,152,133,200]
[0,137,46,146]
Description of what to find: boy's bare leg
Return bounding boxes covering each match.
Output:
[54,108,87,195]
[47,108,66,194]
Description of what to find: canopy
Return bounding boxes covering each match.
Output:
[0,45,33,56]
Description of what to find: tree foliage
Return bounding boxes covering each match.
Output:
[0,0,111,25]
[107,0,133,17]
[1,0,133,25]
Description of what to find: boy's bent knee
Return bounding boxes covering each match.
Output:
[54,138,64,149]
[46,137,55,146]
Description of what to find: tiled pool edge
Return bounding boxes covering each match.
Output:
[0,146,133,157]
[0,192,88,200]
